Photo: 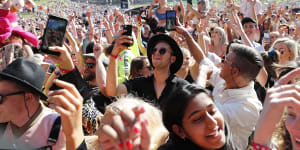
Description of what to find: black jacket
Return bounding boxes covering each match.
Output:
[51,67,113,113]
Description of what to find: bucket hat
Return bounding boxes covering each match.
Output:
[0,58,47,100]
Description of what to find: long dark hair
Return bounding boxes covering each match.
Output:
[162,84,211,143]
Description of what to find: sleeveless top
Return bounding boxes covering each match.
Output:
[155,8,166,21]
[184,71,194,83]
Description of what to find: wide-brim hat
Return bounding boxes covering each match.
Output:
[0,58,47,100]
[82,41,95,58]
[147,34,183,74]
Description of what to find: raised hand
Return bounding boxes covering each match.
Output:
[45,46,74,71]
[110,30,133,56]
[98,106,150,150]
[48,80,84,150]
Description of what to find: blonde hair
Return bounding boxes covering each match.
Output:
[211,27,228,47]
[99,96,169,150]
[181,48,195,67]
[270,38,298,61]
[272,111,292,150]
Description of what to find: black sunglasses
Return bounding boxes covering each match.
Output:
[0,91,25,104]
[85,63,96,69]
[152,48,167,55]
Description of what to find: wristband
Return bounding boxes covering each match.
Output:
[252,141,271,150]
[60,67,75,74]
[54,70,60,76]
[110,54,119,59]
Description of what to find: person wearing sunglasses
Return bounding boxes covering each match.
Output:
[104,30,188,109]
[0,58,66,149]
[82,42,100,87]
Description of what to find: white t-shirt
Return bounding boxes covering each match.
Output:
[240,0,263,18]
[253,41,265,52]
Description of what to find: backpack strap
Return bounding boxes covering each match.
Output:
[0,122,8,138]
[47,116,61,144]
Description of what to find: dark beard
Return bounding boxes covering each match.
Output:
[83,74,95,81]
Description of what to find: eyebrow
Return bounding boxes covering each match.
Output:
[188,103,214,119]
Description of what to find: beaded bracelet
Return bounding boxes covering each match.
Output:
[110,54,119,59]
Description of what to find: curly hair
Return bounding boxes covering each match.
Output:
[272,112,292,150]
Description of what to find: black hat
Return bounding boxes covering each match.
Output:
[0,58,47,100]
[147,34,183,74]
[83,41,95,58]
[241,17,257,26]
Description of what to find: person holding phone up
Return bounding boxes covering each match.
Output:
[103,26,189,109]
[147,0,172,26]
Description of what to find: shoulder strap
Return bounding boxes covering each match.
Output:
[47,116,61,144]
[0,122,8,138]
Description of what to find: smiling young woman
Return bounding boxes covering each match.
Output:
[159,84,238,150]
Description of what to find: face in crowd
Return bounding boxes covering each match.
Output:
[0,80,26,123]
[285,105,300,150]
[181,48,192,69]
[274,42,292,65]
[243,22,257,41]
[220,52,238,89]
[151,42,176,71]
[270,32,280,44]
[163,85,226,149]
[83,57,96,82]
[180,93,226,149]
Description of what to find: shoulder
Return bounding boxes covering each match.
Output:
[40,106,60,123]
[125,76,151,85]
[123,76,153,90]
[223,123,239,150]
[158,141,177,150]
[172,75,189,86]
[166,7,172,10]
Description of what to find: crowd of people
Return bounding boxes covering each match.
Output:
[0,0,300,149]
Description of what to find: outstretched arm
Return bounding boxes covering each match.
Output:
[174,18,206,63]
[254,68,300,147]
[105,31,132,97]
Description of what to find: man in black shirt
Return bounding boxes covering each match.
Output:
[104,32,188,108]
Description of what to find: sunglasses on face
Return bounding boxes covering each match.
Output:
[152,48,167,55]
[0,91,25,104]
[85,63,96,69]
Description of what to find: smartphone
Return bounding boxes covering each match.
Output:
[122,25,133,47]
[40,15,68,56]
[187,0,192,5]
[166,10,176,31]
[264,31,270,43]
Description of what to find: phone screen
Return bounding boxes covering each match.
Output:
[41,15,68,56]
[264,33,270,40]
[122,25,133,47]
[166,10,176,31]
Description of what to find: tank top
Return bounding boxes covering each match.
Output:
[155,8,166,21]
